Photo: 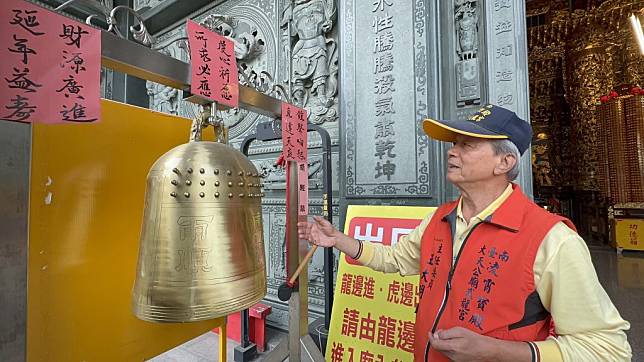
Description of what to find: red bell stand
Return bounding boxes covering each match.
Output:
[213,303,272,352]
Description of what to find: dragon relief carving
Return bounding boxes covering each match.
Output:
[254,158,323,190]
[146,44,184,115]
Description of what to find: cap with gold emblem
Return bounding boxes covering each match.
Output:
[422,104,533,155]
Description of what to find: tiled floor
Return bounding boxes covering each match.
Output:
[149,327,288,362]
[589,246,644,360]
[151,247,644,361]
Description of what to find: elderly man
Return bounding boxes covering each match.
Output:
[298,105,631,362]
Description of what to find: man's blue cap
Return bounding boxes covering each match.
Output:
[422,104,533,155]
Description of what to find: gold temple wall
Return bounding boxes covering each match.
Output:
[528,0,644,193]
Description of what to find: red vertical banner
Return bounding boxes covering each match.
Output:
[297,162,308,216]
[281,102,308,163]
[282,102,308,216]
[186,20,239,108]
[1,0,101,123]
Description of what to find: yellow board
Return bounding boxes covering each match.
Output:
[28,99,223,361]
[326,205,435,362]
[613,218,644,251]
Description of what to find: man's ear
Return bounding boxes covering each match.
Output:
[493,153,517,176]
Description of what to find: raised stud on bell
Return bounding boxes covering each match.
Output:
[215,192,220,198]
[171,180,178,186]
[184,192,190,198]
[170,192,177,197]
[200,168,205,174]
[172,168,181,175]
[214,169,220,175]
[227,170,232,176]
[199,192,205,198]
[200,180,205,186]
[239,193,245,198]
[186,180,192,186]
[228,193,233,198]
[238,171,244,176]
[215,181,220,187]
[187,168,193,174]
[228,182,233,187]
[238,182,244,187]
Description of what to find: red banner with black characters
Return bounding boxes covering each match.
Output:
[1,0,101,123]
[186,20,239,108]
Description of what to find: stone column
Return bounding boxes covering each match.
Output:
[483,0,533,198]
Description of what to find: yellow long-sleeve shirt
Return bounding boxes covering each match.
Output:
[357,184,632,361]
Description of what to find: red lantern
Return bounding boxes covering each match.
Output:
[600,95,610,103]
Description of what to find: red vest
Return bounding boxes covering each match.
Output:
[414,185,575,362]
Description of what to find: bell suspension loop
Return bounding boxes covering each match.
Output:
[189,102,229,144]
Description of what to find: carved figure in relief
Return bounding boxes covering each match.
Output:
[455,0,478,59]
[281,0,338,124]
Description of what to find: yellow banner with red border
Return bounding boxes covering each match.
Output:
[326,205,435,362]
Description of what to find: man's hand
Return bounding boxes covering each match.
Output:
[297,216,340,248]
[429,327,531,362]
[429,327,497,362]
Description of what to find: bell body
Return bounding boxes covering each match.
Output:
[132,141,266,323]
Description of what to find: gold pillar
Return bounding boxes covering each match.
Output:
[565,41,616,191]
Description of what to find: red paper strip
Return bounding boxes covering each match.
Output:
[281,102,308,217]
[186,20,239,108]
[281,102,308,163]
[1,0,101,124]
[297,162,308,216]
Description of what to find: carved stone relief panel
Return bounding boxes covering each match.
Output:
[341,0,439,199]
[148,0,278,143]
[147,0,341,156]
[250,148,340,196]
[134,0,167,11]
[439,0,485,123]
[455,0,481,107]
[261,202,340,329]
[280,0,339,128]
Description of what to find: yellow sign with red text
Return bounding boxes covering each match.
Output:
[326,205,435,362]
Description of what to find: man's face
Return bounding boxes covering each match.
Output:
[446,135,502,186]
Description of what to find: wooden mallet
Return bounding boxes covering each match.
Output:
[277,244,318,301]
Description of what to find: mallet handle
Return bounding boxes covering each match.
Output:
[288,244,319,285]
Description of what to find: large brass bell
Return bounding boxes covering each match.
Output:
[132,112,266,323]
